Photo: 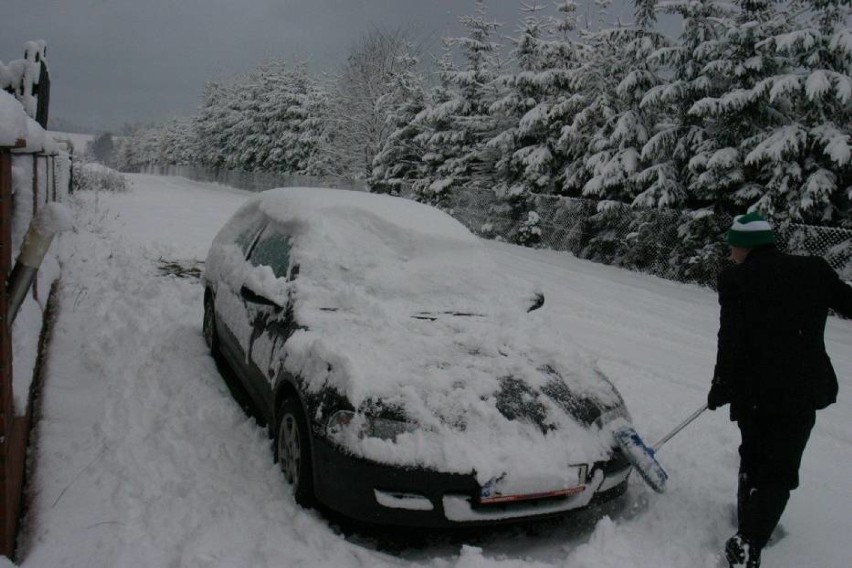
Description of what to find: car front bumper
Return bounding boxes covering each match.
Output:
[311,435,631,527]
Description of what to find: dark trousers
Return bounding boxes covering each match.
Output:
[736,410,816,550]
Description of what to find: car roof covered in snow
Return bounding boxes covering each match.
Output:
[258,186,478,245]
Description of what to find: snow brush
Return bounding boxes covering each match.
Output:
[613,403,708,493]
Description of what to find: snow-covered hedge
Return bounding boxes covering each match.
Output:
[72,161,128,193]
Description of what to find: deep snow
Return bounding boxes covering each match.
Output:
[15,174,852,567]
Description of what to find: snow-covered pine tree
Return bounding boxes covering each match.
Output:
[557,1,670,265]
[686,0,791,213]
[484,1,588,245]
[158,116,197,166]
[743,0,851,228]
[629,0,788,283]
[412,50,458,202]
[542,0,590,193]
[632,0,738,281]
[369,51,428,194]
[229,62,289,172]
[412,0,503,206]
[412,51,456,202]
[637,0,735,211]
[487,1,551,242]
[116,126,161,172]
[662,0,792,282]
[577,5,668,207]
[296,73,334,177]
[242,61,286,171]
[192,61,328,175]
[259,62,329,175]
[557,0,619,197]
[195,79,243,169]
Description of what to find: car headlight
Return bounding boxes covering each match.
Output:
[595,403,632,429]
[327,410,419,442]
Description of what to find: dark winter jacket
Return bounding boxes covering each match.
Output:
[711,246,852,421]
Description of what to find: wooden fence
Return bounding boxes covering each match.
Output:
[1,41,67,560]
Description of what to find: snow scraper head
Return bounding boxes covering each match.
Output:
[614,426,668,493]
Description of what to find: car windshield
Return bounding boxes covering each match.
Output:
[234,222,265,255]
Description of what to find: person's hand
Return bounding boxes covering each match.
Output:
[707,381,731,411]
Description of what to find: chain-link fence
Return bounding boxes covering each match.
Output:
[432,188,852,288]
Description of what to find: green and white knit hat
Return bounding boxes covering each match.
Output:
[727,212,775,248]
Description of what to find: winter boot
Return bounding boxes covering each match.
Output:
[725,534,761,567]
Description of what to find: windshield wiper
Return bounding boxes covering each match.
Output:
[411,311,486,321]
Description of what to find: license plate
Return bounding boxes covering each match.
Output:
[479,465,588,505]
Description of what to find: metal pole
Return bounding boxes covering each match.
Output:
[652,403,709,450]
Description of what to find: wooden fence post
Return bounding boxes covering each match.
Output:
[0,139,26,558]
[0,146,12,557]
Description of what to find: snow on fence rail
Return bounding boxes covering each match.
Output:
[1,42,69,560]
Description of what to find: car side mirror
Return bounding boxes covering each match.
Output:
[527,291,545,313]
[240,284,281,308]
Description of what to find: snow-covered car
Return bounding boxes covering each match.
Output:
[202,187,633,526]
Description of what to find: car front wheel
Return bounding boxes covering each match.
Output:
[203,293,218,354]
[276,397,315,507]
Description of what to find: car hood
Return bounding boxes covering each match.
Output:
[275,296,625,482]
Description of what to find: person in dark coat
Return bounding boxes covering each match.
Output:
[707,212,852,568]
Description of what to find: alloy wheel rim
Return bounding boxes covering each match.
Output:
[278,414,301,487]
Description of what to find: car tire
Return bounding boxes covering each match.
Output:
[203,293,219,355]
[276,397,315,507]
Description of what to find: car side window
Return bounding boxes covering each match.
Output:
[248,229,292,280]
[235,222,266,256]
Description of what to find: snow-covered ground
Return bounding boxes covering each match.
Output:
[15,174,852,567]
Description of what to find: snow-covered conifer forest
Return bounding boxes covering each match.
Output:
[113,0,851,282]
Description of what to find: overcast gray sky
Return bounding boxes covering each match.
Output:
[2,0,643,132]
